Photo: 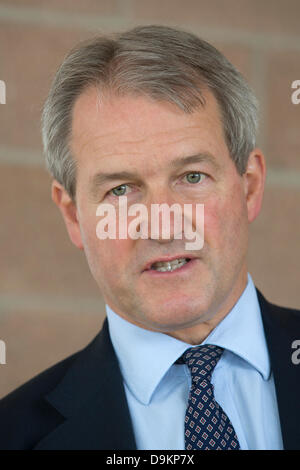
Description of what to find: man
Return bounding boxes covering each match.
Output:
[0,25,299,450]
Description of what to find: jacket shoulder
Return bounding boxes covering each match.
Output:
[256,289,300,323]
[0,349,81,449]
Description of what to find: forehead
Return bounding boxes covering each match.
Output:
[70,86,229,171]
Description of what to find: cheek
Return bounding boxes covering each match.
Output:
[78,199,137,270]
[82,219,134,282]
[202,189,248,249]
[89,235,130,267]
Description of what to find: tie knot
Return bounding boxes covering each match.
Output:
[179,344,224,384]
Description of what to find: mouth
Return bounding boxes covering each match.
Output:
[142,255,196,274]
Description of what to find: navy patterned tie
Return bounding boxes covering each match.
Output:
[179,344,240,450]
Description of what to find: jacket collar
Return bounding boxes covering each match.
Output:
[34,320,137,450]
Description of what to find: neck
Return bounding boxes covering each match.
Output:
[167,272,248,345]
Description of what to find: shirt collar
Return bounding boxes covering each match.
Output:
[106,305,190,405]
[202,274,271,382]
[106,273,270,405]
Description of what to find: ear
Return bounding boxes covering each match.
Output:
[51,180,84,250]
[242,149,266,223]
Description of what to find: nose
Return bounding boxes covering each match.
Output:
[137,189,185,243]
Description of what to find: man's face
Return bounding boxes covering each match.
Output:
[61,87,264,339]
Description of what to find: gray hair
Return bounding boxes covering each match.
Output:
[42,24,259,201]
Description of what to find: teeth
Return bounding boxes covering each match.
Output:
[151,258,189,272]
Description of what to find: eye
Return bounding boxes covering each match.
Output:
[109,184,131,197]
[184,172,206,184]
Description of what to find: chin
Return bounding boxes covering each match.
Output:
[144,301,208,333]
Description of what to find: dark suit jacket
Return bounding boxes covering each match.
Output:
[0,290,299,450]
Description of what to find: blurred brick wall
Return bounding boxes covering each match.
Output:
[0,0,299,398]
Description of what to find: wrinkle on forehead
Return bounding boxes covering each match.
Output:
[76,127,212,162]
[70,87,227,167]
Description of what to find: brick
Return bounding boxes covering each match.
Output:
[249,187,300,309]
[0,23,89,151]
[265,50,300,169]
[3,0,123,16]
[0,309,105,398]
[133,0,300,36]
[0,164,100,298]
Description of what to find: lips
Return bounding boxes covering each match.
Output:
[142,254,196,272]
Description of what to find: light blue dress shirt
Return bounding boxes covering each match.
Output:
[106,274,283,450]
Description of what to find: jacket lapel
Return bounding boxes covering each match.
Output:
[34,320,136,450]
[258,290,300,450]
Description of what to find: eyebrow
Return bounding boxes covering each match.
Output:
[88,153,220,198]
[169,153,220,170]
